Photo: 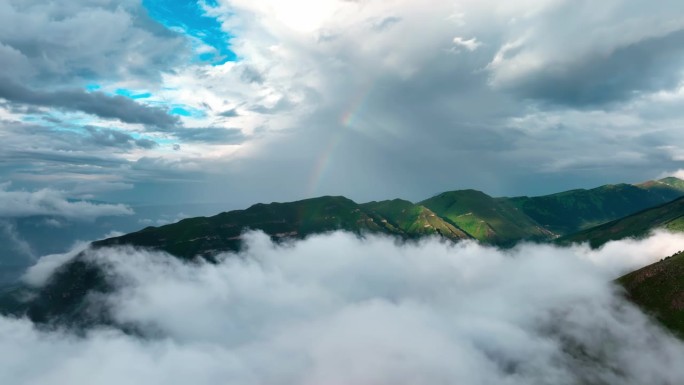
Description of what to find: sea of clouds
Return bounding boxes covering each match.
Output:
[4,230,684,384]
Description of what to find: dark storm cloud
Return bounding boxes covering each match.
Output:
[505,28,684,106]
[0,81,179,129]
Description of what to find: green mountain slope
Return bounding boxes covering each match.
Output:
[101,177,683,256]
[559,197,684,247]
[360,199,470,239]
[95,196,469,259]
[507,178,684,235]
[618,251,684,336]
[637,177,684,199]
[420,190,554,245]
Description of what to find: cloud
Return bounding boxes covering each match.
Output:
[0,220,35,262]
[7,230,684,384]
[486,1,684,106]
[452,36,481,51]
[22,243,88,287]
[0,0,188,86]
[162,0,684,203]
[0,184,133,220]
[4,0,684,206]
[491,28,684,106]
[0,121,156,158]
[218,108,240,118]
[574,230,684,275]
[371,16,402,31]
[0,81,179,129]
[143,0,236,64]
[172,127,245,144]
[83,126,158,149]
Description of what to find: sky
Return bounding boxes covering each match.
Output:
[3,0,684,209]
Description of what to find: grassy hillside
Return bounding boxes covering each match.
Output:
[637,177,684,200]
[360,199,470,239]
[419,178,684,244]
[507,178,684,235]
[95,196,469,259]
[558,197,684,248]
[420,190,554,245]
[618,251,684,336]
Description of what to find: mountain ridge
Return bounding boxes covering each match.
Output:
[94,195,472,260]
[420,189,553,245]
[5,177,684,330]
[91,176,684,253]
[558,196,684,247]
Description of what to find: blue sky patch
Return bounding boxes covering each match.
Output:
[142,0,237,65]
[170,107,192,117]
[115,88,153,99]
[20,115,41,123]
[169,106,206,118]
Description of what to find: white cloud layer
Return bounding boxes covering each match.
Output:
[5,230,684,384]
[0,184,133,220]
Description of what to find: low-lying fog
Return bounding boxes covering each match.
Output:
[4,230,684,385]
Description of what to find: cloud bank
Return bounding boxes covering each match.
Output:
[0,80,179,129]
[5,230,684,384]
[0,184,133,220]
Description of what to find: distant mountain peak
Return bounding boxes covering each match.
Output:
[659,176,684,187]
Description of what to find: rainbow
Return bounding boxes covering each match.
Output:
[306,83,375,197]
